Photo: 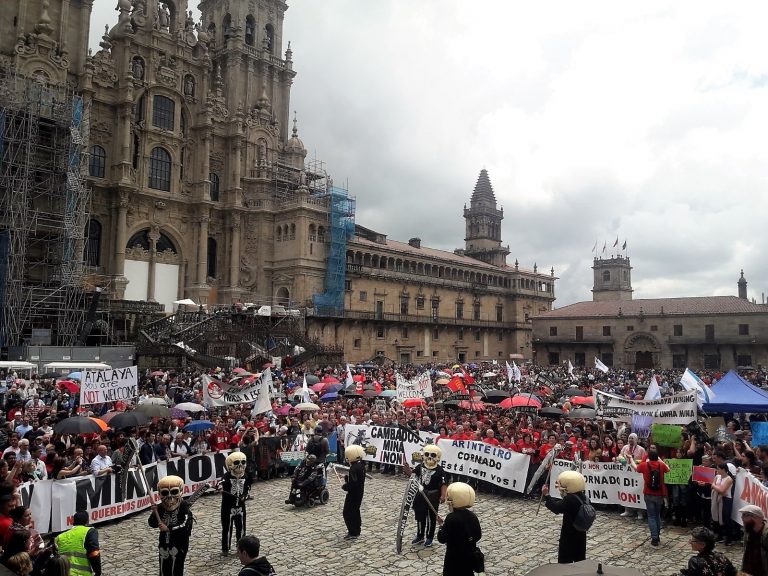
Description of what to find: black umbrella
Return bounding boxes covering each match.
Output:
[567,408,597,419]
[135,402,170,418]
[109,411,149,429]
[484,390,511,404]
[342,392,364,399]
[54,416,104,435]
[442,400,461,408]
[539,406,564,416]
[362,390,378,398]
[40,372,59,379]
[562,389,590,397]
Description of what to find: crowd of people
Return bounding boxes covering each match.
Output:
[0,361,766,575]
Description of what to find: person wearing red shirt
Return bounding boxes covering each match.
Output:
[631,447,670,546]
[538,433,558,461]
[517,433,539,463]
[208,424,231,452]
[482,430,500,447]
[0,491,16,545]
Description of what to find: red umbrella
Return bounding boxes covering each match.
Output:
[352,375,365,383]
[458,400,486,411]
[402,398,426,408]
[310,383,325,393]
[57,380,80,394]
[500,396,542,409]
[232,367,248,374]
[322,376,340,384]
[571,396,595,406]
[538,386,553,396]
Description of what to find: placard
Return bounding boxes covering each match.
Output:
[345,425,434,466]
[692,466,716,484]
[549,459,646,509]
[437,438,529,492]
[80,367,138,405]
[651,424,683,447]
[395,372,434,402]
[665,459,693,485]
[751,422,768,447]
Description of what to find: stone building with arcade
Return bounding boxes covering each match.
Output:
[533,257,768,371]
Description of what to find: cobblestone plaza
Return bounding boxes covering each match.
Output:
[98,475,740,575]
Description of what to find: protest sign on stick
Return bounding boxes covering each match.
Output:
[665,459,693,485]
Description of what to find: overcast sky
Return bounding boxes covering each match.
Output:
[90,1,767,307]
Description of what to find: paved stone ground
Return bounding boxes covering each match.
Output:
[98,475,742,575]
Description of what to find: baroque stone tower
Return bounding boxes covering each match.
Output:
[738,270,748,299]
[592,256,633,302]
[463,169,509,267]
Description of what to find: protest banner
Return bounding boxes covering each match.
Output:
[49,451,228,532]
[202,370,272,414]
[692,465,715,484]
[18,481,52,533]
[704,417,727,439]
[437,438,529,492]
[732,469,768,526]
[751,422,768,447]
[665,459,693,485]
[395,372,434,402]
[651,424,683,447]
[345,425,435,466]
[632,415,653,439]
[593,389,697,425]
[549,459,646,509]
[80,367,137,405]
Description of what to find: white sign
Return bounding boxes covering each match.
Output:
[593,389,697,425]
[395,372,434,402]
[345,425,435,466]
[732,468,768,526]
[203,370,273,414]
[437,438,529,492]
[548,459,646,509]
[80,367,138,405]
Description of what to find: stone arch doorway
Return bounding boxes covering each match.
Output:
[624,333,660,370]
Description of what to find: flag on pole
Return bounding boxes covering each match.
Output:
[591,240,597,253]
[680,368,715,408]
[446,376,467,394]
[302,374,311,403]
[613,236,619,247]
[505,361,514,384]
[594,357,609,373]
[512,361,522,382]
[250,370,273,417]
[567,360,575,379]
[622,240,627,250]
[644,374,662,401]
[345,363,354,388]
[602,241,607,254]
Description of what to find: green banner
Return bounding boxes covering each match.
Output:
[665,459,693,485]
[651,423,682,447]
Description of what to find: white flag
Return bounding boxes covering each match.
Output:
[680,368,714,408]
[594,357,609,374]
[302,374,311,403]
[644,374,662,401]
[346,364,354,388]
[505,361,514,384]
[512,361,522,382]
[250,370,273,417]
[567,360,575,378]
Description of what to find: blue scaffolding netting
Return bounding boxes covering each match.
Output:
[312,187,355,315]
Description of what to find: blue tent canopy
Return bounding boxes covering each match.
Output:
[704,370,768,413]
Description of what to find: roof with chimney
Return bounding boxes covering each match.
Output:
[539,296,767,319]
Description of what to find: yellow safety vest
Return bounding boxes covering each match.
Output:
[55,525,93,576]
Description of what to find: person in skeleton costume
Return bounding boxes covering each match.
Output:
[437,482,483,576]
[148,475,193,576]
[220,451,253,555]
[542,470,588,564]
[405,444,447,547]
[341,445,366,539]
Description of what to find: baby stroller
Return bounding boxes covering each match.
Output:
[286,455,329,507]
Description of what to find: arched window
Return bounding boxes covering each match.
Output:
[603,270,611,283]
[318,226,326,243]
[308,224,316,242]
[245,16,255,46]
[223,13,232,37]
[290,223,296,240]
[149,147,172,191]
[264,23,274,52]
[209,173,220,201]
[276,227,282,242]
[276,287,290,304]
[85,219,102,267]
[127,229,177,253]
[152,95,175,130]
[88,145,106,178]
[207,237,217,279]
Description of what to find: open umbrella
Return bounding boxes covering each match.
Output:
[67,371,82,381]
[484,390,511,403]
[276,405,295,416]
[310,383,325,393]
[567,408,597,419]
[89,417,109,432]
[295,402,320,412]
[525,560,643,576]
[54,416,104,435]
[458,400,486,411]
[40,372,59,379]
[139,397,169,406]
[352,375,365,383]
[184,420,215,433]
[136,403,170,418]
[175,402,206,413]
[107,411,148,429]
[402,398,426,408]
[500,396,542,409]
[379,390,397,398]
[571,396,595,406]
[320,392,338,402]
[57,380,80,394]
[482,372,497,378]
[305,375,320,385]
[342,393,364,399]
[322,376,340,384]
[539,406,564,417]
[324,384,343,393]
[362,390,378,398]
[169,407,188,419]
[435,377,450,385]
[232,367,249,375]
[563,389,590,397]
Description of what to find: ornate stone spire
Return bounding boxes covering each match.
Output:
[35,0,54,37]
[470,169,497,205]
[285,41,293,63]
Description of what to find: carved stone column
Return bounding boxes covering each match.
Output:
[197,214,209,285]
[229,213,241,289]
[112,189,130,298]
[147,225,160,302]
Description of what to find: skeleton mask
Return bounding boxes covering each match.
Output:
[158,475,184,511]
[556,471,586,497]
[422,444,442,470]
[446,481,475,512]
[226,451,247,479]
[345,445,365,464]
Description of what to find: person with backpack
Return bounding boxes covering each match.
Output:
[630,447,670,547]
[236,535,276,576]
[542,470,592,564]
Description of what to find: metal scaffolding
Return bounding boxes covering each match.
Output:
[0,69,90,347]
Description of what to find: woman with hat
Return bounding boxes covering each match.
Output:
[678,527,736,576]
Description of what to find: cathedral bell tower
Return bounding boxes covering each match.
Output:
[592,256,633,302]
[463,169,509,267]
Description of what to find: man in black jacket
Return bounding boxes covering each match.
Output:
[341,445,366,539]
[542,470,588,564]
[236,535,276,576]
